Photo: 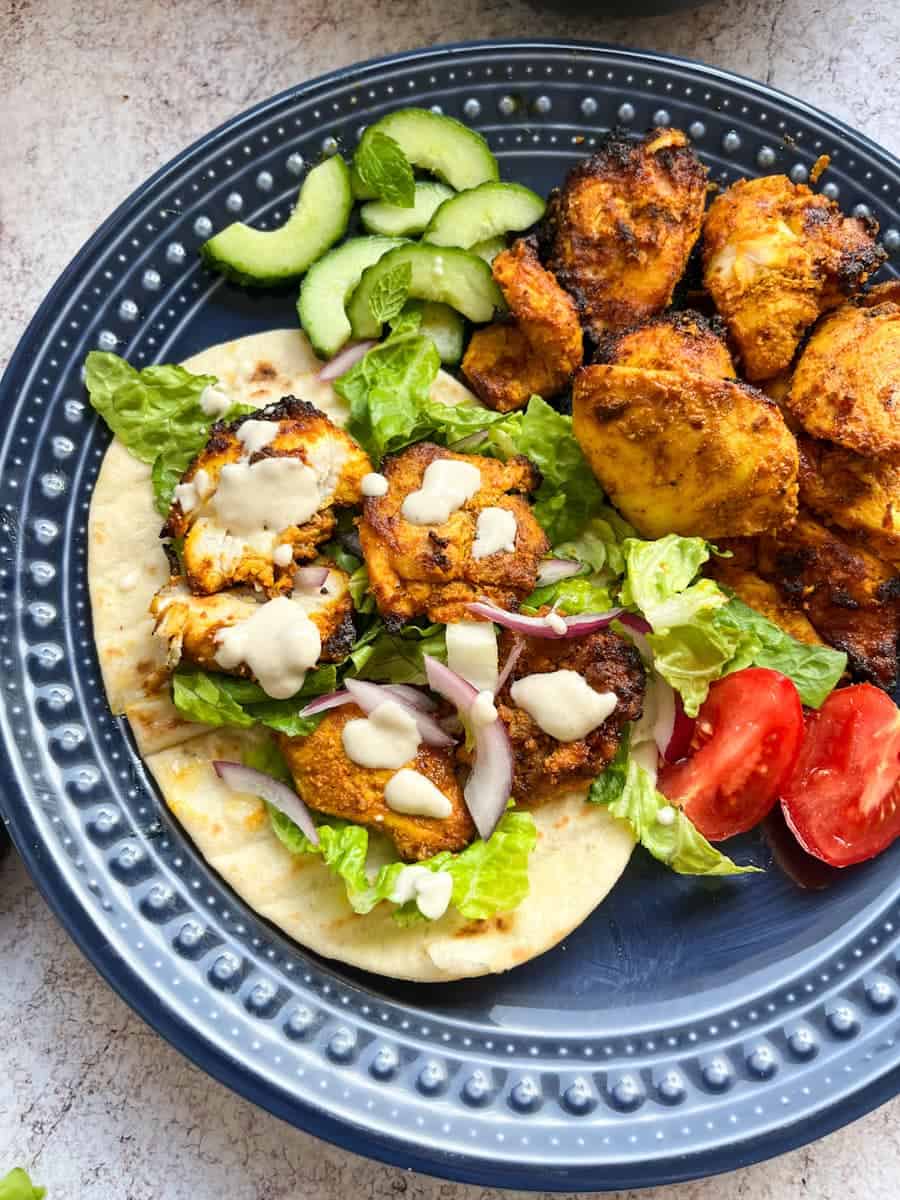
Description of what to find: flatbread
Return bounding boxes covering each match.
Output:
[88,328,634,979]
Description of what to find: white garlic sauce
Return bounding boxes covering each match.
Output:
[208,458,322,535]
[174,467,212,514]
[389,864,453,920]
[214,596,321,699]
[199,383,231,418]
[342,700,421,769]
[657,805,676,827]
[470,690,499,727]
[384,768,453,819]
[236,419,278,456]
[361,471,389,497]
[510,670,618,742]
[545,611,568,635]
[273,543,294,568]
[472,506,517,558]
[445,621,499,693]
[401,459,482,525]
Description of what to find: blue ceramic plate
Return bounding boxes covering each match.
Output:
[3,41,900,1192]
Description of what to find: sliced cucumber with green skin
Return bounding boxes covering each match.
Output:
[298,235,406,358]
[201,156,352,287]
[360,181,454,237]
[415,301,466,365]
[423,181,546,249]
[348,244,503,339]
[352,109,499,197]
[470,235,508,265]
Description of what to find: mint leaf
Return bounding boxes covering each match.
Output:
[353,130,415,207]
[368,261,412,324]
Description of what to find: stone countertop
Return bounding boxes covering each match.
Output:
[2,1,899,1196]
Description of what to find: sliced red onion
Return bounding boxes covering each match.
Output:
[382,683,439,712]
[316,339,377,381]
[618,612,652,634]
[466,600,623,639]
[495,636,525,693]
[535,558,583,586]
[665,693,696,764]
[344,678,454,747]
[616,612,653,662]
[214,760,319,846]
[424,655,511,841]
[297,689,353,718]
[294,565,329,590]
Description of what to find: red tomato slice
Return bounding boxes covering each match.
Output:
[780,684,900,867]
[658,668,804,841]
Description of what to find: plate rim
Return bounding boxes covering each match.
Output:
[3,37,900,1191]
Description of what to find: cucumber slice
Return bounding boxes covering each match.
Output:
[415,301,466,365]
[423,181,546,249]
[470,236,508,265]
[352,109,499,197]
[201,156,352,287]
[360,181,454,236]
[348,244,503,339]
[297,236,406,359]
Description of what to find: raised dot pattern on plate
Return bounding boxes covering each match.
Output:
[1,42,899,1193]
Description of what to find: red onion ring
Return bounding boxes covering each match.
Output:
[424,655,512,842]
[297,689,353,718]
[466,600,624,639]
[214,760,319,846]
[316,340,378,381]
[535,558,583,586]
[344,678,454,747]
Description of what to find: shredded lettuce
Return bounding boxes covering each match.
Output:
[589,746,759,876]
[0,1170,45,1200]
[83,351,253,514]
[172,667,335,735]
[270,803,537,923]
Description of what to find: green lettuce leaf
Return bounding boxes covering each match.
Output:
[620,534,716,624]
[172,670,256,729]
[715,596,847,708]
[522,573,614,616]
[348,564,377,613]
[172,667,336,734]
[587,727,631,806]
[353,129,415,207]
[0,1170,46,1200]
[591,752,760,876]
[648,613,756,717]
[554,507,636,577]
[348,622,447,684]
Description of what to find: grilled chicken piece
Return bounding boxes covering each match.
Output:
[755,513,900,690]
[798,436,900,566]
[592,309,736,379]
[541,127,707,339]
[572,364,799,539]
[163,398,371,596]
[359,443,548,624]
[705,559,824,645]
[702,175,884,381]
[279,706,475,861]
[492,629,645,802]
[150,566,354,676]
[461,238,583,412]
[785,286,900,459]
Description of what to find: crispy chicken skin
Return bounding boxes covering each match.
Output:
[150,567,354,675]
[798,436,900,566]
[163,398,371,596]
[592,309,736,378]
[462,238,583,412]
[279,706,475,861]
[492,629,645,802]
[541,127,707,338]
[702,175,885,381]
[785,286,900,459]
[359,443,549,624]
[755,514,900,690]
[704,559,824,645]
[572,364,799,539]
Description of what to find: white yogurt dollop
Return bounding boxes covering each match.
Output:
[361,472,389,497]
[390,864,453,920]
[384,768,453,819]
[510,670,618,742]
[472,506,517,558]
[341,700,421,769]
[401,459,481,525]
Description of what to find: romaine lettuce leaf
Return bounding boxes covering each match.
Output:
[590,750,759,876]
[522,574,614,616]
[554,507,636,577]
[348,622,447,684]
[0,1170,46,1200]
[172,667,335,735]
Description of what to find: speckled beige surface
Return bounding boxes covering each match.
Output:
[2,1,900,1196]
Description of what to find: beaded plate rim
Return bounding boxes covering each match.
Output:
[3,39,900,1191]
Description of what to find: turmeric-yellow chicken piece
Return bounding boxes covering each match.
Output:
[150,566,354,675]
[785,284,900,459]
[163,398,371,596]
[705,558,823,645]
[798,436,900,566]
[593,309,736,378]
[279,706,475,861]
[572,364,799,539]
[358,443,548,624]
[542,127,707,338]
[461,238,583,412]
[755,513,900,691]
[702,175,884,381]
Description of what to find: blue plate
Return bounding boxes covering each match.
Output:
[2,40,900,1192]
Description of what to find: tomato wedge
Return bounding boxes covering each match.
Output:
[780,684,900,867]
[658,668,804,841]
